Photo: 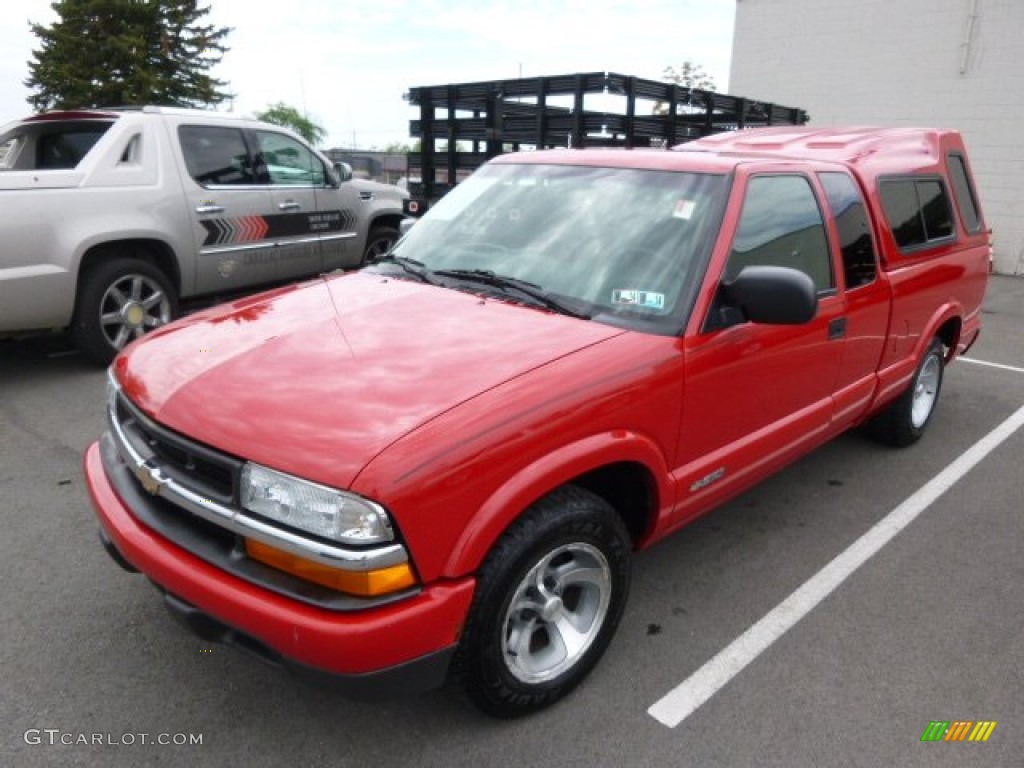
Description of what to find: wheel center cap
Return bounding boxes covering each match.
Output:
[540,596,563,622]
[123,303,145,327]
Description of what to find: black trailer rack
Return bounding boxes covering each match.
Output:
[404,71,807,212]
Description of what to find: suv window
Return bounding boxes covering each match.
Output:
[0,120,114,171]
[818,172,877,290]
[0,136,20,168]
[255,131,326,186]
[178,125,256,186]
[946,153,982,234]
[725,175,833,293]
[879,177,954,250]
[36,128,109,169]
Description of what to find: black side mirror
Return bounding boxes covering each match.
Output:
[721,265,818,325]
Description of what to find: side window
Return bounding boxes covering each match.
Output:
[946,153,982,234]
[725,175,833,293]
[36,127,111,169]
[918,180,954,240]
[1,120,114,171]
[879,178,955,250]
[818,172,877,289]
[0,135,21,168]
[255,131,326,186]
[178,125,256,186]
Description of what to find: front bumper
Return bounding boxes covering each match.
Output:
[84,440,476,697]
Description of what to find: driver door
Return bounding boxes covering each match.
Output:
[672,170,846,525]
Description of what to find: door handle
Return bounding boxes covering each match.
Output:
[278,201,301,211]
[195,204,225,214]
[359,191,375,201]
[828,317,847,340]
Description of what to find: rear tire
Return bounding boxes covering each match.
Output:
[868,337,945,447]
[71,257,177,365]
[454,486,631,718]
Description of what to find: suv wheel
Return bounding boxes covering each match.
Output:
[72,257,177,364]
[362,226,400,264]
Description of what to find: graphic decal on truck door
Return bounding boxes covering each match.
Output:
[202,216,269,245]
[200,209,356,247]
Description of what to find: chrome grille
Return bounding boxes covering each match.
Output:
[112,393,241,504]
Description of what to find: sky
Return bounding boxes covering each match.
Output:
[0,0,737,149]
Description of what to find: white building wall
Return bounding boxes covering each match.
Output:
[730,0,1024,275]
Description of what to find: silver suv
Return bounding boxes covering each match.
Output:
[0,106,407,362]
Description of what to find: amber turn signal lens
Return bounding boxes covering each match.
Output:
[245,539,416,596]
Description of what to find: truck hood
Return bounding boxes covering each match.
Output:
[115,271,624,488]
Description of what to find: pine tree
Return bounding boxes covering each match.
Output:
[25,0,232,112]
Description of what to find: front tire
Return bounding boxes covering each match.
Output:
[362,226,400,264]
[455,486,631,718]
[71,257,177,365]
[868,336,945,447]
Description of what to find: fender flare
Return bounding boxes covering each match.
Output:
[915,300,964,363]
[441,431,673,579]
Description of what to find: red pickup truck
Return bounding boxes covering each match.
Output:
[85,126,989,717]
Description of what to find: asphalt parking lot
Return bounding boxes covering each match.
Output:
[2,276,1021,768]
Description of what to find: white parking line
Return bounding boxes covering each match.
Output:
[961,357,1024,375]
[648,401,1024,728]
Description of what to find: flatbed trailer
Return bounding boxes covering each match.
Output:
[404,71,808,212]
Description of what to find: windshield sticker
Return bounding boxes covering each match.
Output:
[612,289,665,310]
[673,200,697,220]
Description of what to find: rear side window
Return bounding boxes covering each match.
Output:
[0,120,114,171]
[0,136,20,168]
[947,153,982,234]
[879,178,954,250]
[818,172,876,289]
[178,125,256,186]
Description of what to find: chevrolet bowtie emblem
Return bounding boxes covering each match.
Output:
[134,462,163,496]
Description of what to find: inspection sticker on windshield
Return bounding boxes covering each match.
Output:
[673,200,697,220]
[612,289,665,309]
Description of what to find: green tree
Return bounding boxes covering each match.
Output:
[255,103,326,146]
[662,60,717,91]
[654,60,717,115]
[25,0,232,112]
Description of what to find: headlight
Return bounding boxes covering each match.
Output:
[240,463,394,545]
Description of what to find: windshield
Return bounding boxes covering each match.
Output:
[386,162,727,334]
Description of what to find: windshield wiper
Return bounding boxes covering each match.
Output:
[370,255,438,284]
[432,269,590,319]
